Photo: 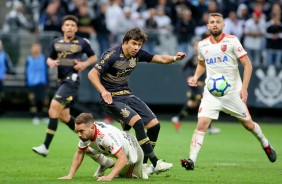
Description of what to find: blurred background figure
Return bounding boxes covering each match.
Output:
[175,8,195,58]
[223,10,244,41]
[38,0,63,33]
[25,43,49,125]
[243,8,266,66]
[0,40,15,115]
[143,8,159,54]
[93,2,111,57]
[2,0,34,33]
[264,6,282,67]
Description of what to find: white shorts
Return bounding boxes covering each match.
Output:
[119,132,145,179]
[198,91,251,121]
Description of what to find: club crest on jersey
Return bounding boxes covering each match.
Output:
[70,44,80,53]
[221,44,227,52]
[120,108,130,118]
[129,57,137,68]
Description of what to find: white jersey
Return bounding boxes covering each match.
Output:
[78,122,138,164]
[198,33,247,94]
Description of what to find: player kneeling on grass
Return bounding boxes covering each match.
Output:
[58,113,148,181]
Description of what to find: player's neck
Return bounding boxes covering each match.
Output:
[210,33,224,43]
[121,45,131,58]
[64,35,75,42]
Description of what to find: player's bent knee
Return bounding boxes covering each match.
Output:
[144,119,159,129]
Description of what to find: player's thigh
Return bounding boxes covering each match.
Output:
[221,94,251,121]
[126,96,156,126]
[49,99,65,117]
[198,92,221,120]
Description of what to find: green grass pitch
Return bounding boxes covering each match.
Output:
[0,118,281,184]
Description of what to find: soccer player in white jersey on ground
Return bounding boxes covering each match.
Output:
[58,113,148,181]
[181,13,277,170]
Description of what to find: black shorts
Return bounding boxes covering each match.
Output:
[54,76,79,108]
[102,95,156,127]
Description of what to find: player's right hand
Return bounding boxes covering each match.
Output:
[47,59,59,68]
[101,91,113,104]
[188,76,198,87]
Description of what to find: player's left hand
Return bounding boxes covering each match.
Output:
[240,88,248,103]
[74,60,87,72]
[174,52,186,61]
[97,176,113,181]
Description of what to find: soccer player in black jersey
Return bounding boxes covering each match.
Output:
[32,15,97,156]
[88,27,186,174]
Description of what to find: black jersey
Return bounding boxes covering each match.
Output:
[94,45,154,92]
[49,36,95,79]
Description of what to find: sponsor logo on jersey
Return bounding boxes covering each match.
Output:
[206,55,229,64]
[100,50,115,64]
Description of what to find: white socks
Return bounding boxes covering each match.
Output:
[86,152,108,166]
[252,122,269,147]
[189,130,205,163]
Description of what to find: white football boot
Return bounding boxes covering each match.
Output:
[32,144,48,157]
[154,160,173,174]
[207,126,221,134]
[142,163,155,175]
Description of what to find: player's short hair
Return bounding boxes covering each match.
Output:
[63,15,78,26]
[122,27,148,44]
[75,113,94,125]
[208,13,223,20]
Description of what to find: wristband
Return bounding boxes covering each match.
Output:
[173,56,177,62]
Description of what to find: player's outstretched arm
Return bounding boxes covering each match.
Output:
[151,52,186,64]
[58,149,85,180]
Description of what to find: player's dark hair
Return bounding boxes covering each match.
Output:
[75,113,94,125]
[63,15,78,26]
[122,27,148,43]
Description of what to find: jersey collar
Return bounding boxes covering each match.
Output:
[90,123,97,142]
[209,33,225,44]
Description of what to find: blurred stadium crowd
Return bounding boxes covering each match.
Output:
[1,0,282,66]
[0,0,282,118]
